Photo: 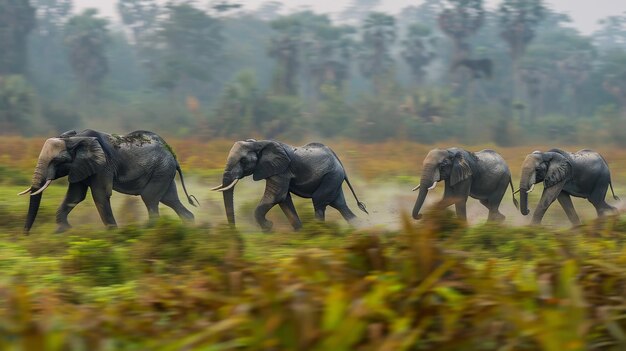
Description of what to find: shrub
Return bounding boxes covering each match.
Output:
[63,238,125,286]
[132,217,194,267]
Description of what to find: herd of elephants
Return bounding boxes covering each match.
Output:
[17,129,621,234]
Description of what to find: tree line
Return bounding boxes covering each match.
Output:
[1,0,626,145]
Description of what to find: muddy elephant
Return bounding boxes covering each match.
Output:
[412,148,518,222]
[211,139,367,231]
[518,149,619,225]
[20,129,197,233]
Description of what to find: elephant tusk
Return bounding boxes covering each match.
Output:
[217,178,239,192]
[513,188,520,195]
[17,187,32,196]
[428,181,438,190]
[31,180,52,196]
[412,184,420,191]
[526,184,535,194]
[211,184,225,191]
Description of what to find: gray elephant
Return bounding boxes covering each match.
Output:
[412,148,518,222]
[518,149,619,225]
[20,129,198,233]
[211,139,367,231]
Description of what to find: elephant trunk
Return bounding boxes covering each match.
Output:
[519,165,535,216]
[412,164,437,220]
[221,173,236,226]
[24,193,42,234]
[23,155,54,233]
[520,191,530,216]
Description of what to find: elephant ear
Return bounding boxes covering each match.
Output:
[450,152,472,186]
[253,142,291,181]
[65,137,107,183]
[58,130,77,138]
[544,154,571,188]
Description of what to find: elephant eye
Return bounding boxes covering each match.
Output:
[241,156,253,166]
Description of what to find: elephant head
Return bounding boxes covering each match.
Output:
[412,148,472,220]
[518,150,571,216]
[212,140,291,226]
[20,136,106,233]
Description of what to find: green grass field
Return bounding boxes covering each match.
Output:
[2,139,626,350]
[1,175,626,350]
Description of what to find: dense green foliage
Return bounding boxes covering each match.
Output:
[0,0,623,145]
[1,199,626,349]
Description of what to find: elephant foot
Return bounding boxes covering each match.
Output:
[105,224,118,230]
[413,214,423,220]
[260,220,273,233]
[488,213,506,223]
[55,223,71,233]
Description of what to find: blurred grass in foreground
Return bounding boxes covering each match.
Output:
[0,206,625,350]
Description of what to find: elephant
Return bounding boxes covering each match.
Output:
[211,139,368,231]
[411,148,518,222]
[20,129,198,234]
[518,149,619,225]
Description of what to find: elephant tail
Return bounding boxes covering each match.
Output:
[510,178,519,210]
[177,165,199,207]
[345,177,368,214]
[609,180,620,201]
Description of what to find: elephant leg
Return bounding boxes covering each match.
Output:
[448,181,471,222]
[481,198,505,223]
[531,183,565,225]
[590,199,617,218]
[330,190,357,223]
[56,182,88,233]
[454,201,467,222]
[141,195,161,223]
[160,180,195,223]
[278,193,302,230]
[312,173,343,222]
[313,206,326,221]
[439,183,457,209]
[255,175,290,232]
[90,184,117,229]
[557,192,581,226]
[482,185,507,223]
[140,178,173,223]
[588,183,618,217]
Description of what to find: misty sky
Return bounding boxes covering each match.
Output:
[75,0,626,34]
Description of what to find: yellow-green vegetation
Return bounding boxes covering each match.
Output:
[1,197,626,350]
[2,141,626,350]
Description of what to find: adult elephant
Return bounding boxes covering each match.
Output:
[19,129,198,234]
[211,139,367,231]
[412,148,518,222]
[518,149,619,225]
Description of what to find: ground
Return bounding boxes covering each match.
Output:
[1,139,625,350]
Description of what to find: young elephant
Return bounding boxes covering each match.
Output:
[20,129,197,233]
[518,149,619,225]
[211,139,367,231]
[412,148,518,222]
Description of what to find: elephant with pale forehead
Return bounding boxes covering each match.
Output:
[518,149,619,225]
[412,148,518,222]
[20,129,198,233]
[212,139,367,231]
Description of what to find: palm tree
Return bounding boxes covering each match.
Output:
[402,24,437,85]
[63,9,110,97]
[438,0,484,64]
[359,12,396,93]
[268,16,302,96]
[498,0,545,113]
[0,0,35,75]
